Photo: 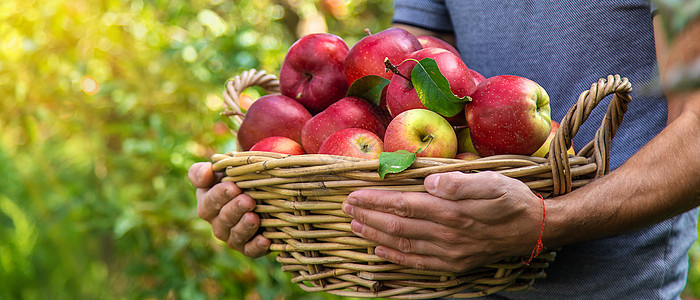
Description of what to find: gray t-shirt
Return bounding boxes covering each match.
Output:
[393,1,698,299]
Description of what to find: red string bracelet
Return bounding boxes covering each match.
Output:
[522,193,545,266]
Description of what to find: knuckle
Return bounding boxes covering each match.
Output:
[482,172,510,195]
[226,238,243,252]
[196,191,215,221]
[391,251,406,265]
[489,185,507,199]
[440,210,463,225]
[212,225,229,242]
[214,203,238,226]
[440,175,461,195]
[437,230,462,245]
[384,218,403,236]
[392,198,411,217]
[412,257,427,270]
[396,237,413,253]
[197,207,210,220]
[228,231,245,249]
[444,247,466,262]
[210,187,231,209]
[227,230,245,248]
[351,207,366,224]
[481,170,500,180]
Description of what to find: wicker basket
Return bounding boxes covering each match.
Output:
[212,69,632,299]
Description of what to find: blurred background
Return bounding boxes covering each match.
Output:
[1,0,699,299]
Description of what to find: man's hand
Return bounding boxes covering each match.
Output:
[341,171,544,273]
[188,162,270,257]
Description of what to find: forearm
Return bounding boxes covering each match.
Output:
[544,14,700,249]
[545,92,700,247]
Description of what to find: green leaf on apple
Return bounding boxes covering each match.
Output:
[378,150,416,179]
[411,57,471,117]
[346,75,390,106]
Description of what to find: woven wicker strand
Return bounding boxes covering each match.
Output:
[212,69,632,299]
[221,69,280,139]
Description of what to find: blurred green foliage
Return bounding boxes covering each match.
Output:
[0,0,392,299]
[2,0,699,299]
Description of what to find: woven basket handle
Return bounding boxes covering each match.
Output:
[221,69,281,137]
[549,75,632,196]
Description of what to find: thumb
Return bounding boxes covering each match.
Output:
[424,171,510,200]
[188,162,217,189]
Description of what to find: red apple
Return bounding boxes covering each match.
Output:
[416,35,459,56]
[318,128,383,159]
[469,69,486,87]
[384,109,457,158]
[250,136,305,155]
[301,97,385,154]
[531,120,576,157]
[279,33,350,114]
[237,94,312,151]
[385,47,476,125]
[466,75,551,156]
[344,27,422,85]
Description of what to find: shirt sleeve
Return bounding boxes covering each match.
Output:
[392,0,455,33]
[649,0,657,15]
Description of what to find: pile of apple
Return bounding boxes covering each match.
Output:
[235,28,569,161]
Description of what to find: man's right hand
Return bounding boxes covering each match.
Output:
[188,162,271,257]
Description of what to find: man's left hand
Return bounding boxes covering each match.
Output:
[342,171,545,272]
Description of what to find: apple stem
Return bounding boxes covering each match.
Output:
[453,125,469,130]
[222,111,246,118]
[365,28,372,35]
[384,58,411,82]
[296,73,313,99]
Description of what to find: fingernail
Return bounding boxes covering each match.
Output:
[375,247,386,258]
[256,237,268,248]
[425,174,441,192]
[237,198,248,210]
[350,220,364,233]
[342,203,353,216]
[347,196,359,205]
[243,215,255,228]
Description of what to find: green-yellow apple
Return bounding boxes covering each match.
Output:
[318,128,383,159]
[531,120,576,157]
[466,75,551,156]
[237,94,312,151]
[301,97,385,154]
[416,35,459,56]
[344,27,422,85]
[279,33,349,114]
[385,47,476,125]
[456,152,481,160]
[250,136,305,155]
[384,109,457,158]
[456,127,479,155]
